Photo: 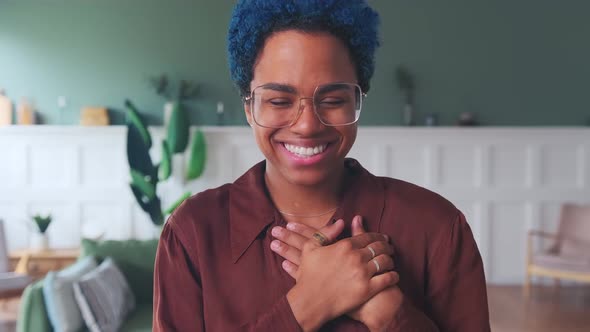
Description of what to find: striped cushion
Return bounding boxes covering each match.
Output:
[73,258,135,332]
[43,256,97,332]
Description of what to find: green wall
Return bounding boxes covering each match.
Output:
[1,0,589,126]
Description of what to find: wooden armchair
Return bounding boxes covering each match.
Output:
[524,203,590,297]
[0,219,32,299]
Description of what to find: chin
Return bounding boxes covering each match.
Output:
[280,164,340,187]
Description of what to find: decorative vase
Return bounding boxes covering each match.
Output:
[163,101,174,127]
[402,103,415,126]
[30,232,48,251]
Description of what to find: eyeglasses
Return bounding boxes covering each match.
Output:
[244,82,366,128]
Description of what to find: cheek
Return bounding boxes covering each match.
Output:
[253,128,277,155]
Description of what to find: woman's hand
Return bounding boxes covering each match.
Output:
[283,219,399,332]
[272,216,403,331]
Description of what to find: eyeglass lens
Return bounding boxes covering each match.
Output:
[252,83,362,128]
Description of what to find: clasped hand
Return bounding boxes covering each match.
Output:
[272,216,403,332]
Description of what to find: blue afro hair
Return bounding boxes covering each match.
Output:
[227,0,380,97]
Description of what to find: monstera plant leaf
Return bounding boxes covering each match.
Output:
[158,139,172,181]
[126,124,156,179]
[186,129,207,180]
[166,101,189,153]
[125,100,156,181]
[130,184,163,225]
[125,99,152,149]
[130,169,156,200]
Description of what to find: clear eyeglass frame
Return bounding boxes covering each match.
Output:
[244,82,367,129]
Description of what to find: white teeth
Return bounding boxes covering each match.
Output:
[284,143,327,157]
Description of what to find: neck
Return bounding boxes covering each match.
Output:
[264,164,345,227]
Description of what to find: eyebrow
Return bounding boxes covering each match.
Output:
[259,83,297,94]
[316,83,351,94]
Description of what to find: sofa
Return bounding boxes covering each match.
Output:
[17,238,158,332]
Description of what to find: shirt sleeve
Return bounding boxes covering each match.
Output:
[386,210,490,331]
[153,218,303,332]
[386,296,440,331]
[418,210,491,331]
[153,220,205,331]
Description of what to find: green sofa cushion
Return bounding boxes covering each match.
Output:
[80,238,158,304]
[17,280,52,332]
[120,303,153,332]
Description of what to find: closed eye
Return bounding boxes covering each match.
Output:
[318,98,347,107]
[266,99,294,108]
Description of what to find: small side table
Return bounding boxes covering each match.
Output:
[9,248,80,281]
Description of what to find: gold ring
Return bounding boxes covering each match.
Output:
[312,231,329,246]
[368,246,376,258]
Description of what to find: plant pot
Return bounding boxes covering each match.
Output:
[163,101,174,127]
[30,232,49,251]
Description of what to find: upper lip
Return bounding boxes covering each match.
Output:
[277,140,334,147]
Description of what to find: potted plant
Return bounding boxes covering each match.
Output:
[395,65,416,126]
[30,214,52,250]
[125,75,207,228]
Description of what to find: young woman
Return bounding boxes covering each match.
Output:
[154,1,490,331]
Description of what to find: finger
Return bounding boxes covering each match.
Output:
[351,215,365,236]
[286,222,317,239]
[282,260,299,280]
[270,240,302,265]
[362,241,393,261]
[348,232,390,249]
[368,254,395,276]
[368,271,400,296]
[306,219,345,248]
[272,226,308,251]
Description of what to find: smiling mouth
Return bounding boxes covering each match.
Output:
[283,143,329,158]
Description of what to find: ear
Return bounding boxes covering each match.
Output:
[244,100,253,127]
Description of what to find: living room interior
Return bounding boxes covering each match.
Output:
[1,1,589,331]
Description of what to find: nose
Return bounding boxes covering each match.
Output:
[290,98,325,134]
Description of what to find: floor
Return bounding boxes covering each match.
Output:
[0,286,588,331]
[488,285,590,332]
[0,298,17,332]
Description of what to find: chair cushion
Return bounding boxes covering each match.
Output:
[119,302,153,332]
[533,253,590,273]
[43,256,97,332]
[80,238,158,304]
[74,258,136,332]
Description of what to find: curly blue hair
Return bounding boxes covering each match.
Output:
[227,0,380,97]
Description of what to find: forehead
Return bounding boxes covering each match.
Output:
[251,30,357,92]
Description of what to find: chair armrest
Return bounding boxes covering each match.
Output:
[15,252,31,274]
[527,230,559,264]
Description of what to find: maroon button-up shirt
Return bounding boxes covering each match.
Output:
[154,159,490,331]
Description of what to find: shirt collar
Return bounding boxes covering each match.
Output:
[229,159,386,263]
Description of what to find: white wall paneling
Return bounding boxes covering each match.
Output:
[1,126,588,284]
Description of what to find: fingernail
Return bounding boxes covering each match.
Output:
[270,240,280,250]
[271,227,282,237]
[383,234,390,242]
[357,216,363,227]
[286,223,297,230]
[282,260,290,270]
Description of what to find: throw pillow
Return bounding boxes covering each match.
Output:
[80,238,158,304]
[73,258,136,332]
[42,256,98,332]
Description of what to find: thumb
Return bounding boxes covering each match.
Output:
[312,219,345,247]
[351,215,366,236]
